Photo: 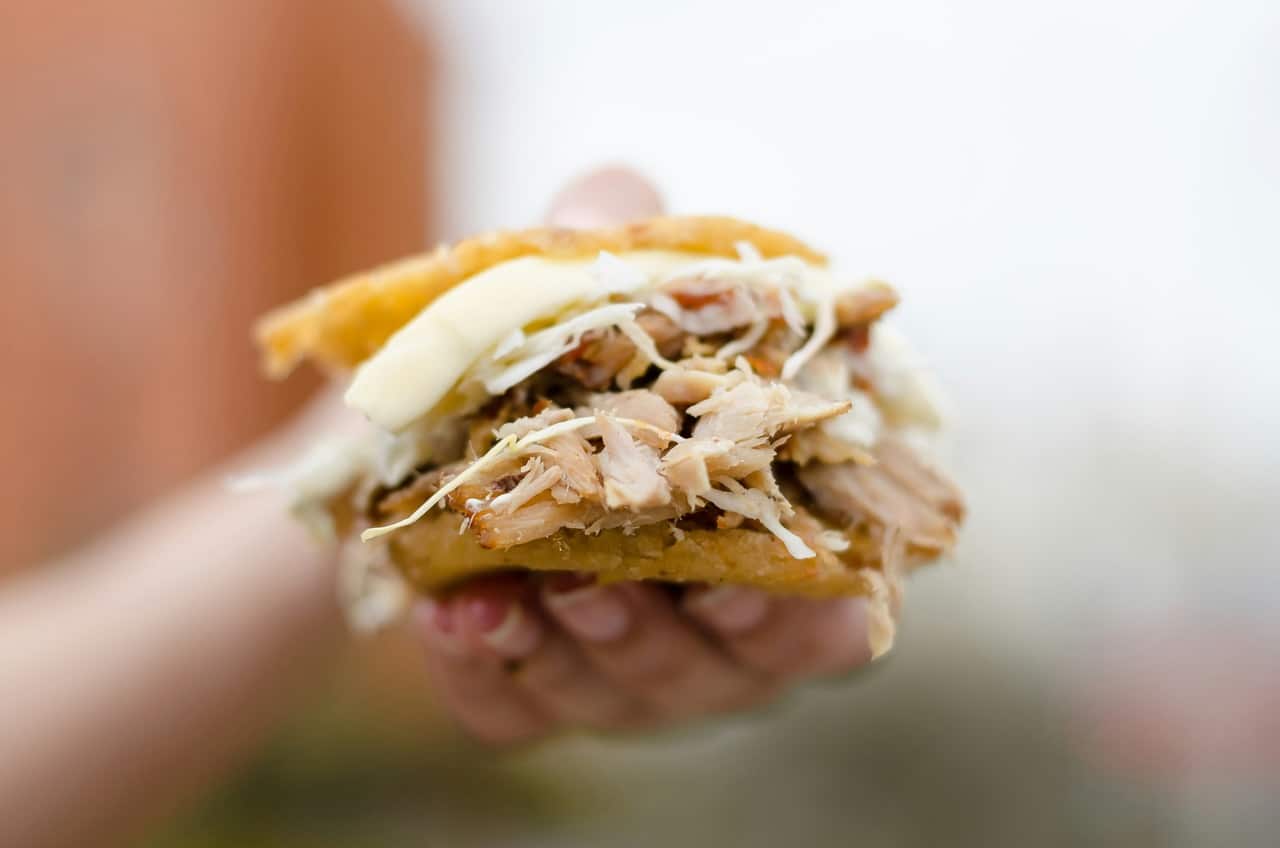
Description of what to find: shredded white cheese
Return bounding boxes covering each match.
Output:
[716,314,770,360]
[819,529,851,553]
[482,343,576,395]
[478,302,646,395]
[647,292,685,327]
[734,239,764,262]
[701,478,816,559]
[591,250,649,294]
[616,317,680,370]
[781,290,837,380]
[777,286,807,336]
[345,250,873,431]
[491,328,527,360]
[860,324,947,428]
[661,254,810,292]
[793,347,883,449]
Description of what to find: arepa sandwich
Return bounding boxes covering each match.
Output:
[251,216,964,652]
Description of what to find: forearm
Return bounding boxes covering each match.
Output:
[0,448,344,847]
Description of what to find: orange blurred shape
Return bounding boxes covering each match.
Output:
[0,1,434,572]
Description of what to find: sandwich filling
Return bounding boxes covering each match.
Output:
[282,244,964,583]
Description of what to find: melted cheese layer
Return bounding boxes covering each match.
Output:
[345,250,841,431]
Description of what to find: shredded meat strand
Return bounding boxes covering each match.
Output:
[796,442,964,555]
[871,437,966,521]
[488,458,562,515]
[652,367,726,406]
[596,415,672,510]
[527,431,599,503]
[582,389,681,441]
[653,278,760,335]
[472,498,589,548]
[554,310,684,389]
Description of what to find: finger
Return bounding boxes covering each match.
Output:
[684,587,875,681]
[515,631,649,728]
[541,575,765,717]
[413,597,549,745]
[545,165,664,228]
[449,574,545,658]
[450,577,646,728]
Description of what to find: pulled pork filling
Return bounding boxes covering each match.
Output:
[361,262,963,568]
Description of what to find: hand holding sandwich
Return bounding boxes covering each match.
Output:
[410,168,884,743]
[0,167,904,848]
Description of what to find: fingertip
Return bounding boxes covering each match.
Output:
[435,575,537,655]
[461,593,544,658]
[458,592,509,635]
[413,596,469,657]
[545,165,664,228]
[814,596,880,673]
[543,577,631,643]
[684,585,771,635]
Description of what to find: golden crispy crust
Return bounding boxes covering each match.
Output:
[255,215,826,377]
[381,512,902,655]
[383,510,878,599]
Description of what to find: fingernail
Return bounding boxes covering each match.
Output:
[687,585,770,634]
[544,578,629,643]
[414,597,467,656]
[464,597,540,657]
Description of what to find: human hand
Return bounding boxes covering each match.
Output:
[412,167,880,744]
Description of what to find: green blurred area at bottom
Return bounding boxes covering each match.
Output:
[146,595,1278,848]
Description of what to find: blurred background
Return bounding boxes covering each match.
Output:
[3,1,1278,846]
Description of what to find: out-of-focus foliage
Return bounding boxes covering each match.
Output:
[151,571,1280,847]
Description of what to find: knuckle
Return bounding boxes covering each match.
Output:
[611,641,692,690]
[634,660,759,715]
[515,645,581,691]
[736,633,808,676]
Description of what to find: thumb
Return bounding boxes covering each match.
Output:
[545,165,664,228]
